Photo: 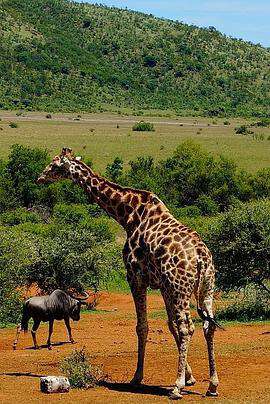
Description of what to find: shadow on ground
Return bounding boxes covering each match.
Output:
[25,341,74,350]
[101,381,202,398]
[1,372,45,378]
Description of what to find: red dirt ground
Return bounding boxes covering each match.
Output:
[0,292,269,403]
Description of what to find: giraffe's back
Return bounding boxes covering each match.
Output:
[137,203,213,294]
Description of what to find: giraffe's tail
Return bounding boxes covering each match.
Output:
[196,307,225,330]
[195,259,225,330]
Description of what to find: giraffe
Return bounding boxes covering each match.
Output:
[37,147,219,399]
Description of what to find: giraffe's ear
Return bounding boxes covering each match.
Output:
[61,147,73,158]
[52,156,61,166]
[60,156,72,168]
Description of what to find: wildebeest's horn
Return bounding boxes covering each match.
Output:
[75,291,90,301]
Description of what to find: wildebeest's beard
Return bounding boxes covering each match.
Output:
[70,302,81,321]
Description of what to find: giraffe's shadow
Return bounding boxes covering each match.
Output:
[101,381,202,398]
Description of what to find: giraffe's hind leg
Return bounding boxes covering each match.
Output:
[185,312,196,386]
[196,267,219,397]
[162,291,195,399]
[203,297,219,396]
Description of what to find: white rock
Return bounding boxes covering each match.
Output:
[40,376,70,394]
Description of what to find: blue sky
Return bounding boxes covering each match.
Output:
[77,1,270,47]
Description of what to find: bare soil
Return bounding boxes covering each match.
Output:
[0,292,269,403]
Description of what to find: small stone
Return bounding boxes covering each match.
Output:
[40,376,70,394]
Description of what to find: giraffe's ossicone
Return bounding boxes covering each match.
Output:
[38,148,220,399]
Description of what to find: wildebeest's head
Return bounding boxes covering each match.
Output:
[37,147,78,184]
[69,292,89,321]
[70,301,82,321]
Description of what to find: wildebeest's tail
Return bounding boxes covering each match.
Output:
[20,303,30,332]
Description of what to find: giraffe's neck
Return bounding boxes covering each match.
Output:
[69,160,150,231]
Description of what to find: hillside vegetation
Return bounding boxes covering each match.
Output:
[1,0,270,116]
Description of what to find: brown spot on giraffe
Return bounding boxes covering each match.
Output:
[37,148,220,400]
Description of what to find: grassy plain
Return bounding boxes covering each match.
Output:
[0,111,269,173]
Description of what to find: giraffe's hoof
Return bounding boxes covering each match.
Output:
[205,391,219,397]
[185,376,196,386]
[169,387,183,400]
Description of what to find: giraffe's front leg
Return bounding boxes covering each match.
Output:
[129,284,148,385]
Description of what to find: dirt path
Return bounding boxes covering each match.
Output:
[0,293,269,403]
[0,110,227,127]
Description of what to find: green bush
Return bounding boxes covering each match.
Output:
[195,195,219,216]
[53,204,89,225]
[9,122,18,128]
[0,207,41,226]
[203,199,270,292]
[38,179,88,208]
[234,125,253,135]
[251,168,270,198]
[105,157,123,182]
[216,286,270,321]
[0,161,19,213]
[0,290,23,327]
[132,121,155,132]
[253,118,270,127]
[60,348,105,389]
[7,144,49,207]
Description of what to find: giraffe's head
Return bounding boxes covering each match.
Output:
[37,147,78,184]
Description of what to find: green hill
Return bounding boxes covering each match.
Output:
[1,0,270,116]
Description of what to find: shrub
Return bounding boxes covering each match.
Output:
[254,118,270,127]
[172,205,201,219]
[223,121,230,125]
[195,195,219,216]
[105,157,123,182]
[203,199,270,292]
[0,207,41,226]
[60,348,105,389]
[250,168,270,198]
[0,290,23,327]
[216,285,270,321]
[9,122,18,128]
[7,144,49,207]
[0,161,19,213]
[234,125,253,135]
[53,203,89,224]
[24,223,121,293]
[132,121,155,132]
[39,180,88,208]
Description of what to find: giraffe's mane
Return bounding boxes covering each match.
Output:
[74,158,153,199]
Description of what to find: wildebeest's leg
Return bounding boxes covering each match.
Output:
[31,319,40,349]
[64,317,74,343]
[13,324,22,350]
[47,319,54,350]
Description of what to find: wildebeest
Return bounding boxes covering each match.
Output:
[13,289,89,350]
